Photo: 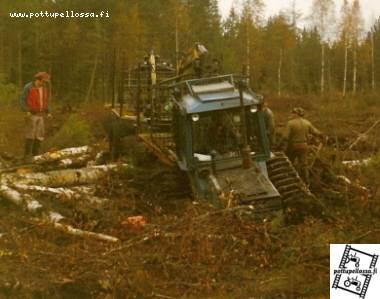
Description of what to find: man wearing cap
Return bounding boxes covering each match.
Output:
[285,107,324,184]
[20,72,51,159]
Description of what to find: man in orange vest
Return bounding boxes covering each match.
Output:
[20,72,51,159]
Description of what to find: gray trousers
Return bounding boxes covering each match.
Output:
[25,114,45,141]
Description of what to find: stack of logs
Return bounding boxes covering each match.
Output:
[0,146,131,243]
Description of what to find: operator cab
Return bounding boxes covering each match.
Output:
[171,74,270,170]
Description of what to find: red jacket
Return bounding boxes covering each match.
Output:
[20,82,49,113]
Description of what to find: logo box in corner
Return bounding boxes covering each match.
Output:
[331,244,380,299]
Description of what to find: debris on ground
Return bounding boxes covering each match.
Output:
[0,129,378,298]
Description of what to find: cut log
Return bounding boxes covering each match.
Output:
[48,211,65,222]
[46,212,119,243]
[57,154,92,168]
[0,185,23,205]
[0,147,122,244]
[0,185,42,212]
[342,159,371,167]
[33,146,93,164]
[0,187,118,242]
[3,164,131,187]
[12,184,108,206]
[71,186,96,195]
[52,222,119,242]
[0,154,93,174]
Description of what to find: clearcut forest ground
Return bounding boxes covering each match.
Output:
[0,95,379,299]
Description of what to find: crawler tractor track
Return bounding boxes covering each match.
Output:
[267,152,323,222]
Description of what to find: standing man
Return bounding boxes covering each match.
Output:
[285,107,324,184]
[20,72,51,159]
[262,98,276,148]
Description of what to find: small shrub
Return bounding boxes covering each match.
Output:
[44,114,94,150]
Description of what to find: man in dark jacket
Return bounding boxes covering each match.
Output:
[285,107,324,184]
[20,72,51,159]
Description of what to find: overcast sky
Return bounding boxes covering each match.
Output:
[218,0,380,30]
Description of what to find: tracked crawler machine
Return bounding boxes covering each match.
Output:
[106,44,313,217]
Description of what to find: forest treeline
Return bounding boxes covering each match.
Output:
[0,0,379,104]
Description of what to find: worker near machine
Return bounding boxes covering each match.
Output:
[262,98,276,148]
[20,71,51,159]
[285,107,324,184]
[210,58,221,75]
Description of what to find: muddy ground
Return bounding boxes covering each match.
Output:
[0,97,379,299]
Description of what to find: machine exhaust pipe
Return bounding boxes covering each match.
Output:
[238,80,252,169]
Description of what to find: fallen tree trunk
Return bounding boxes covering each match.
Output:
[57,154,92,168]
[33,146,93,164]
[3,164,131,187]
[0,147,122,244]
[342,158,371,167]
[45,212,119,243]
[52,222,119,242]
[0,150,94,174]
[0,185,42,212]
[0,186,118,242]
[12,184,108,206]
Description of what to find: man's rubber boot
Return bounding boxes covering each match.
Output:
[32,139,41,156]
[24,139,34,163]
